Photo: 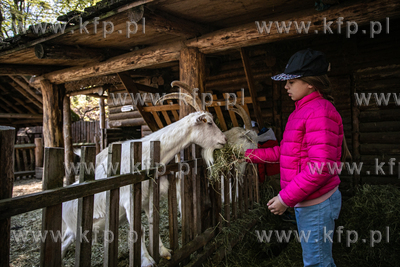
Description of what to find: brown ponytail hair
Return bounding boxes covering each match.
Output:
[299,75,352,162]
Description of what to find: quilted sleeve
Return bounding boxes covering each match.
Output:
[279,109,343,207]
[244,145,281,164]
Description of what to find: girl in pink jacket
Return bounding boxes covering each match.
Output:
[245,49,351,267]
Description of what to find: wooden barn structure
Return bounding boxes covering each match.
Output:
[1,0,400,266]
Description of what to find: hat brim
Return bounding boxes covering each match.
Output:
[271,73,302,81]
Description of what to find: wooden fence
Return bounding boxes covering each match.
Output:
[1,139,259,266]
[14,138,44,180]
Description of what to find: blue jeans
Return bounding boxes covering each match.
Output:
[294,189,342,267]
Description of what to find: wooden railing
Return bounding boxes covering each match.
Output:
[1,139,259,266]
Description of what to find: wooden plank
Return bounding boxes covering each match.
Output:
[212,95,227,131]
[168,100,179,121]
[34,138,43,168]
[22,141,29,171]
[238,177,243,218]
[147,102,164,129]
[161,110,172,125]
[15,147,21,173]
[223,175,230,226]
[0,126,15,266]
[0,113,42,119]
[240,48,264,129]
[158,227,215,267]
[243,168,249,214]
[215,181,222,232]
[228,109,239,127]
[40,147,64,267]
[130,142,142,267]
[0,64,62,75]
[194,156,202,236]
[232,173,237,220]
[167,173,179,251]
[9,75,43,104]
[0,161,198,220]
[236,90,251,119]
[118,72,160,132]
[75,146,96,267]
[148,141,160,262]
[104,144,121,267]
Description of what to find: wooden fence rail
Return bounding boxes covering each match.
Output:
[1,141,259,266]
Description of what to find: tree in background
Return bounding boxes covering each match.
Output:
[0,0,99,38]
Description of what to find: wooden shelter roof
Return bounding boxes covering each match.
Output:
[0,0,399,127]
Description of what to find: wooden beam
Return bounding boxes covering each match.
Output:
[28,0,399,85]
[41,80,64,147]
[0,96,23,113]
[179,47,205,118]
[31,41,182,85]
[35,44,102,61]
[9,75,43,103]
[7,82,43,109]
[0,64,63,76]
[240,48,264,129]
[0,126,15,266]
[186,0,400,53]
[0,113,42,119]
[145,8,210,38]
[67,87,104,97]
[0,84,38,114]
[65,75,120,92]
[118,72,160,131]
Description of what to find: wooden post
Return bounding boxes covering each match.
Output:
[148,141,160,263]
[179,46,205,118]
[272,66,283,140]
[223,175,230,226]
[104,144,121,267]
[40,147,64,267]
[240,47,265,129]
[130,142,142,267]
[179,47,205,262]
[351,75,361,187]
[168,173,179,251]
[0,126,15,267]
[99,98,106,151]
[40,80,64,148]
[64,95,75,185]
[75,146,96,267]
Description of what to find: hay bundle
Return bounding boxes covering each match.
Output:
[208,143,246,184]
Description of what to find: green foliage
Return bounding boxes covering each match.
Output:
[70,95,102,121]
[0,0,100,38]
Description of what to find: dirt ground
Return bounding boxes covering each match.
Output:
[9,178,175,267]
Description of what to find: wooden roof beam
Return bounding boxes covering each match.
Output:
[9,76,43,104]
[30,41,182,86]
[145,8,212,38]
[7,81,43,110]
[240,47,265,129]
[0,113,43,119]
[29,0,399,84]
[118,72,160,132]
[0,64,63,76]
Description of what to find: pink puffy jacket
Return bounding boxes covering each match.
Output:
[245,91,343,207]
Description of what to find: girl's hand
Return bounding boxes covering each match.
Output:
[267,196,287,215]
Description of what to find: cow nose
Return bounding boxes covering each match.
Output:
[224,137,227,143]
